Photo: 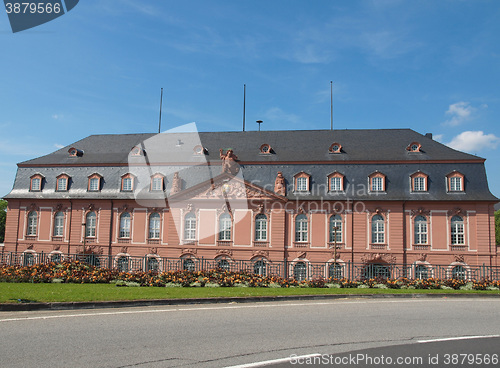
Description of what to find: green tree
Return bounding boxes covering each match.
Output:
[496,209,500,246]
[0,199,6,243]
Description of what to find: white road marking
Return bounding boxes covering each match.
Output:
[418,335,500,343]
[223,354,321,368]
[0,298,494,323]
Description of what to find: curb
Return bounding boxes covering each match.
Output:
[1,292,499,312]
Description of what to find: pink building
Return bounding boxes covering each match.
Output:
[2,129,498,279]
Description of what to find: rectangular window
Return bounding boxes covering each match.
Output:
[371,177,383,192]
[152,177,163,191]
[31,178,41,191]
[413,177,426,192]
[89,178,99,191]
[122,177,132,191]
[450,177,462,191]
[53,215,64,237]
[296,177,308,191]
[57,177,67,191]
[330,177,342,191]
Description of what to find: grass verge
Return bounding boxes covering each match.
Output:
[1,282,499,303]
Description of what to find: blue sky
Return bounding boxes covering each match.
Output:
[1,0,499,199]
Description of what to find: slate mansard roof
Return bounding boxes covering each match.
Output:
[5,129,498,202]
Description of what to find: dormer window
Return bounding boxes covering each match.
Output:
[410,172,428,192]
[151,174,164,191]
[88,173,102,192]
[260,144,272,154]
[68,147,83,157]
[447,171,465,192]
[329,143,342,154]
[193,145,206,155]
[121,173,135,192]
[407,142,422,152]
[56,174,70,192]
[369,172,386,192]
[328,172,344,192]
[30,174,43,192]
[294,172,311,192]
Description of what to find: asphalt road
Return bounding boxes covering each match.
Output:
[0,297,499,368]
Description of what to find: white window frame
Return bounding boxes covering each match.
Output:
[184,213,197,241]
[255,214,268,241]
[450,177,462,192]
[330,177,342,192]
[414,215,428,244]
[119,212,131,238]
[296,177,308,192]
[295,214,308,242]
[329,214,342,243]
[31,177,41,191]
[89,177,100,192]
[151,176,163,191]
[451,215,465,245]
[371,177,383,192]
[53,211,64,237]
[371,215,385,244]
[27,211,37,236]
[149,213,161,239]
[85,212,97,238]
[219,214,232,241]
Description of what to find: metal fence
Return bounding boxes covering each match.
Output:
[1,251,499,281]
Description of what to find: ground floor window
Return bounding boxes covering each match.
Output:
[147,257,159,272]
[328,263,343,279]
[183,258,195,272]
[415,264,429,279]
[452,265,466,280]
[217,259,230,271]
[254,260,266,276]
[117,256,129,272]
[362,263,391,279]
[293,262,307,281]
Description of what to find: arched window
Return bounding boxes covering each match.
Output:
[147,257,159,272]
[183,258,195,272]
[119,212,131,238]
[217,259,230,271]
[328,263,343,279]
[293,262,307,281]
[85,212,97,237]
[219,214,232,241]
[184,213,196,241]
[371,215,385,244]
[53,211,64,237]
[295,214,308,242]
[50,252,63,263]
[329,215,342,243]
[254,260,266,276]
[23,252,35,266]
[117,256,129,272]
[149,213,161,239]
[414,215,427,244]
[255,214,268,241]
[27,211,37,236]
[415,264,428,279]
[452,265,466,280]
[451,215,464,245]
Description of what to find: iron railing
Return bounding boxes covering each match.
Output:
[1,251,499,281]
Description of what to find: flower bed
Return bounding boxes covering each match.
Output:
[1,261,499,290]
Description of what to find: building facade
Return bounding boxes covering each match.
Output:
[2,129,498,278]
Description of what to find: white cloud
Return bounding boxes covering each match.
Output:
[433,134,444,142]
[446,131,500,153]
[52,114,64,120]
[54,143,65,149]
[262,107,301,126]
[443,101,478,126]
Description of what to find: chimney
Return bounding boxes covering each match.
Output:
[425,133,433,140]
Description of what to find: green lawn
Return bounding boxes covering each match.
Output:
[1,283,499,303]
